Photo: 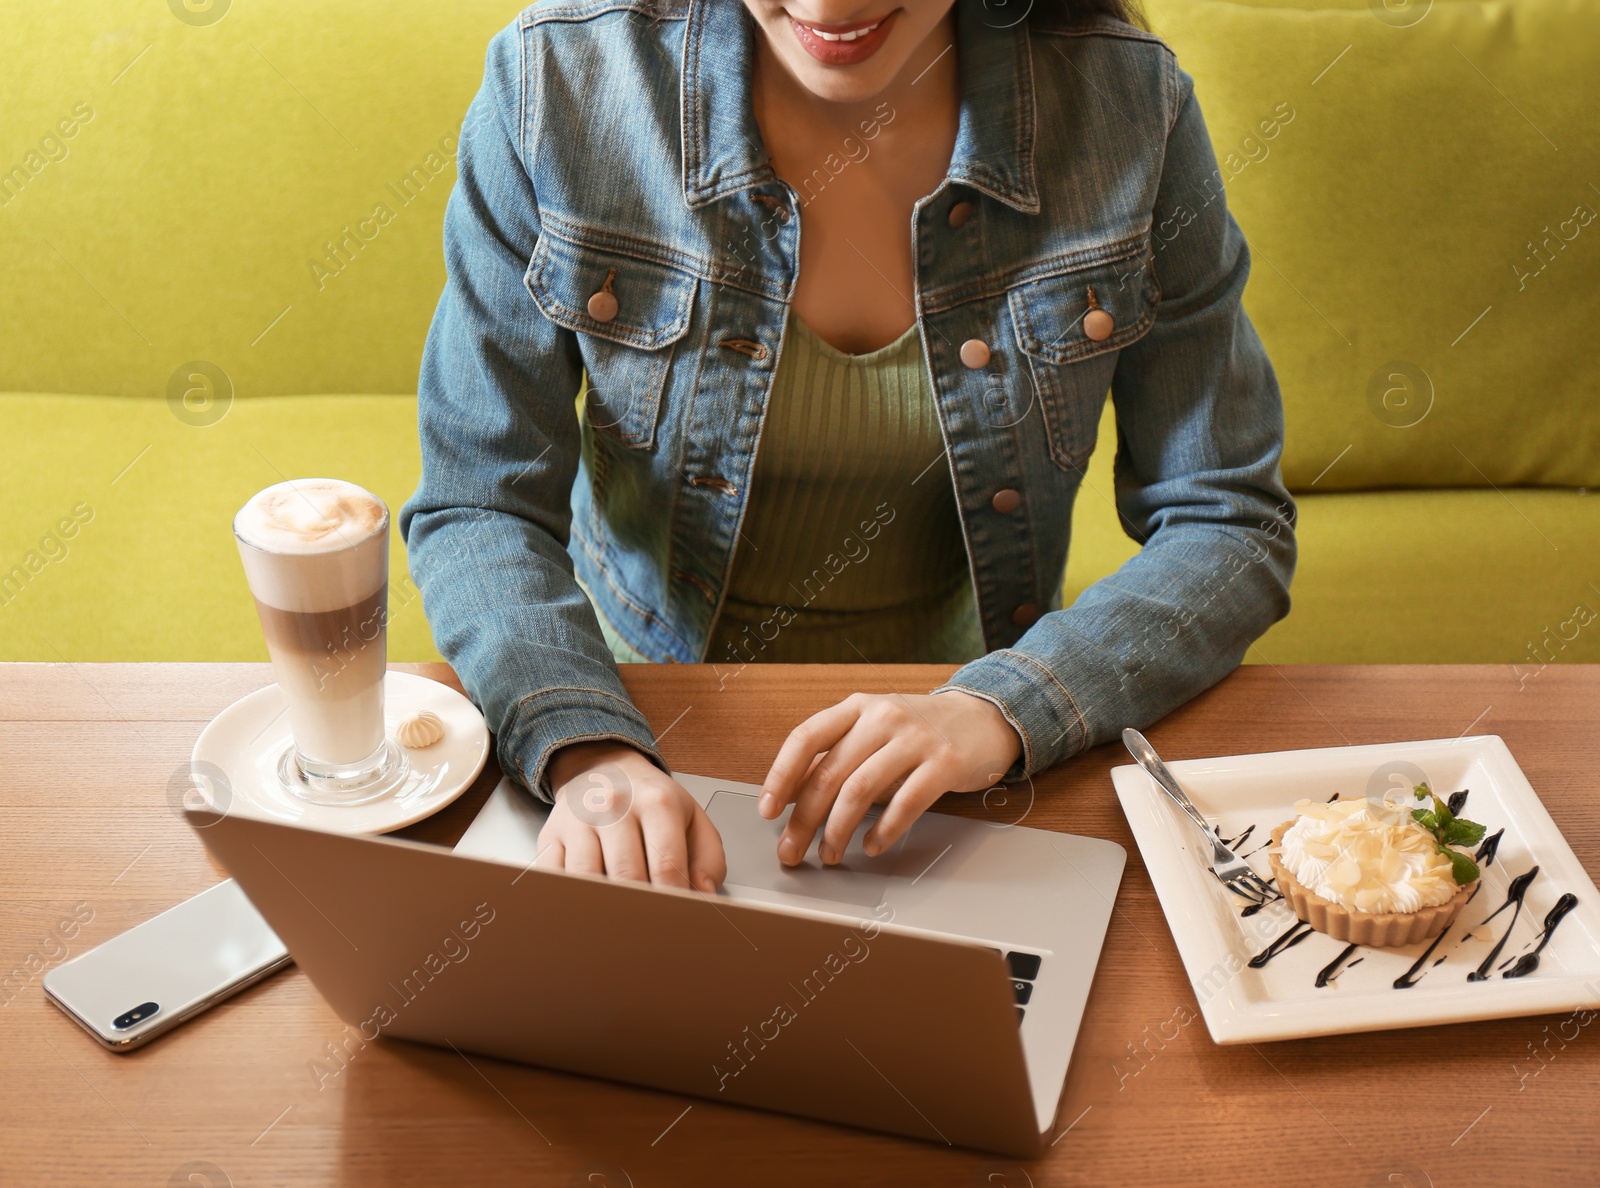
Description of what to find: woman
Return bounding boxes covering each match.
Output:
[401,0,1296,891]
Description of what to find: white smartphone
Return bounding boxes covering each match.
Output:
[43,879,291,1051]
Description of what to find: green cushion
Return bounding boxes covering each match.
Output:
[1254,487,1600,662]
[5,393,1594,666]
[1141,0,1600,489]
[1070,480,1600,663]
[1066,405,1600,662]
[0,1,523,401]
[0,394,441,663]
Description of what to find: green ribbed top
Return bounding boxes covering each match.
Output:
[586,314,985,664]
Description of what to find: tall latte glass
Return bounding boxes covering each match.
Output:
[234,479,408,803]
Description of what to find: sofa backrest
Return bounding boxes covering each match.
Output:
[6,0,1595,490]
[1,1,523,402]
[1142,0,1599,489]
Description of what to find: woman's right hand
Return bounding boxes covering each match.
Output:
[536,740,727,893]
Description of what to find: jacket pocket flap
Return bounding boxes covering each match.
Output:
[525,232,696,350]
[1008,253,1157,365]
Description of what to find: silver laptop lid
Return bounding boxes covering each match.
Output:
[456,773,1128,1135]
[187,807,1046,1157]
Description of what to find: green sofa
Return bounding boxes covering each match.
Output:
[4,0,1596,666]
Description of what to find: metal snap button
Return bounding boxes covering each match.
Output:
[1083,309,1114,341]
[1011,603,1040,628]
[960,338,991,369]
[947,200,975,229]
[588,267,619,323]
[1083,284,1113,342]
[991,488,1022,514]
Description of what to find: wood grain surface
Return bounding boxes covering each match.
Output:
[2,661,1597,1187]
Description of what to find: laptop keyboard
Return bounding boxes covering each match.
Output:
[1007,951,1042,980]
[999,950,1043,1024]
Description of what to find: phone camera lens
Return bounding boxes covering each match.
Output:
[113,1001,161,1030]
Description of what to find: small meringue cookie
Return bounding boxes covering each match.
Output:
[396,710,445,748]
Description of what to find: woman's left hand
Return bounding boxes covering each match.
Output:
[758,690,1024,866]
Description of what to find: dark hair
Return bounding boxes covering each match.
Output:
[1032,0,1148,30]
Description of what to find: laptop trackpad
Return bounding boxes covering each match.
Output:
[706,789,901,909]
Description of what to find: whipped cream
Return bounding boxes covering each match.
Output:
[1278,795,1462,914]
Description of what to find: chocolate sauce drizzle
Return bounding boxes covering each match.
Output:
[1315,943,1361,988]
[1240,877,1283,918]
[1221,824,1256,850]
[1249,920,1314,968]
[1501,894,1580,979]
[1446,789,1470,815]
[1393,927,1453,989]
[1475,828,1505,868]
[1388,890,1484,992]
[1468,867,1540,981]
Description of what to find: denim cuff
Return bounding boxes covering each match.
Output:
[931,648,1091,780]
[499,684,668,802]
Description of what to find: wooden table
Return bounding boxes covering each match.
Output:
[3,662,1597,1187]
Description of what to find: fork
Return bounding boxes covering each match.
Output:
[1121,728,1279,906]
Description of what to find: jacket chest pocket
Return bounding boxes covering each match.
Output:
[1007,251,1158,471]
[524,232,697,449]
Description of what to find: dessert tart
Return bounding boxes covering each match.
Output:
[1268,790,1483,948]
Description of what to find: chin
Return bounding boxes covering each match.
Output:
[784,59,905,104]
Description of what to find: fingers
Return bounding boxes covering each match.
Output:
[760,696,864,818]
[779,727,887,866]
[533,836,564,870]
[595,814,651,883]
[864,765,952,856]
[639,792,693,890]
[818,741,920,863]
[556,818,604,876]
[687,803,728,893]
[546,764,727,893]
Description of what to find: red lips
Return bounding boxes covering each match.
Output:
[787,11,898,66]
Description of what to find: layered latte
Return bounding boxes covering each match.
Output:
[234,479,391,773]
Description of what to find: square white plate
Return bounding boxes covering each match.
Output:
[1111,736,1600,1043]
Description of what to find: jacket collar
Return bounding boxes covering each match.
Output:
[680,0,1039,214]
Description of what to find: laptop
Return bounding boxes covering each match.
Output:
[188,772,1124,1157]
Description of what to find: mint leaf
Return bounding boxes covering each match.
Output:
[1407,783,1486,883]
[1441,818,1486,847]
[1429,791,1455,828]
[1441,845,1480,886]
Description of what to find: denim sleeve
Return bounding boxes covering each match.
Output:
[934,67,1298,778]
[399,26,667,803]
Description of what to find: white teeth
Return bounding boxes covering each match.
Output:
[805,20,880,41]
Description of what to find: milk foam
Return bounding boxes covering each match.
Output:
[236,478,385,553]
[234,479,388,613]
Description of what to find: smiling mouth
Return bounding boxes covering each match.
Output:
[796,17,882,40]
[786,10,898,63]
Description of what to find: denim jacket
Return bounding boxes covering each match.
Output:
[400,0,1297,801]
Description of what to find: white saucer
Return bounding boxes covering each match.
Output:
[189,671,490,835]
